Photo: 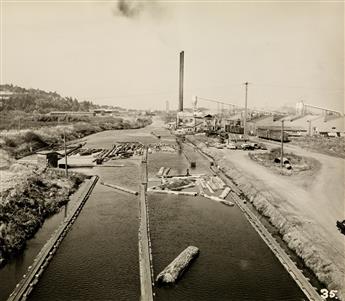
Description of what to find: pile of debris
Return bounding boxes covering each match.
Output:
[65,143,145,165]
[158,177,196,191]
[195,175,225,194]
[69,142,178,165]
[149,168,234,206]
[147,143,177,153]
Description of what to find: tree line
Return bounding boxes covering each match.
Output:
[0,84,100,113]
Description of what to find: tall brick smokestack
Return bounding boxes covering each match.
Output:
[179,51,184,112]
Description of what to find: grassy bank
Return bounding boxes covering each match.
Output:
[0,165,85,266]
[248,147,320,175]
[187,135,344,300]
[0,116,152,159]
[290,136,345,159]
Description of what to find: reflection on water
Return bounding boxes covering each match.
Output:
[0,121,307,301]
[147,151,306,301]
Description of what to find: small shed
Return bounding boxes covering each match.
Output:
[37,151,61,168]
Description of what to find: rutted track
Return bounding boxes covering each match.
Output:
[7,175,99,301]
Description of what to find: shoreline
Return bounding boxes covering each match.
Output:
[7,176,99,301]
[186,135,344,301]
[0,167,86,267]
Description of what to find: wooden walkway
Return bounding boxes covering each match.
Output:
[138,148,154,301]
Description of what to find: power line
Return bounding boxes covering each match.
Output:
[253,83,343,93]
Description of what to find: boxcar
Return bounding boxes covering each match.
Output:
[225,125,244,134]
[257,127,289,142]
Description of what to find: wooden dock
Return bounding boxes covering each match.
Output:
[7,176,99,301]
[138,148,154,301]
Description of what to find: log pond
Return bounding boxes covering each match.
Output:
[0,119,309,301]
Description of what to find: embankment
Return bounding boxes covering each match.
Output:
[188,136,344,300]
[0,165,85,267]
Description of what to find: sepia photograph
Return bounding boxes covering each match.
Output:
[0,0,344,300]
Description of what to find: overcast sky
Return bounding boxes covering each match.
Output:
[1,0,344,111]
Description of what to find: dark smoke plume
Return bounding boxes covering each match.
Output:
[113,0,164,19]
[116,0,143,18]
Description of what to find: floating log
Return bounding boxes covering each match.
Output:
[163,167,171,177]
[166,174,205,179]
[201,193,234,206]
[66,164,95,168]
[219,187,231,199]
[199,178,207,189]
[156,246,199,285]
[97,165,125,168]
[196,180,204,194]
[147,189,197,196]
[205,182,214,194]
[220,200,235,207]
[100,181,138,195]
[157,167,165,177]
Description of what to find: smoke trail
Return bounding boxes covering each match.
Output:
[116,0,143,18]
[113,0,165,19]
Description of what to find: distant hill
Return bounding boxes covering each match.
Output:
[0,84,101,114]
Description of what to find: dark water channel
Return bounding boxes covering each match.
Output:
[0,122,307,300]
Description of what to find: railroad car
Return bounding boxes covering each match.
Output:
[225,125,244,134]
[257,127,289,142]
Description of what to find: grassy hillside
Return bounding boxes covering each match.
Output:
[0,84,99,113]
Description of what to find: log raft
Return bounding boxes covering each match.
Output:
[156,246,199,285]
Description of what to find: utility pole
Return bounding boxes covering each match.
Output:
[64,129,68,177]
[281,120,284,168]
[243,82,249,138]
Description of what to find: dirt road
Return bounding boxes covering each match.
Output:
[218,141,344,278]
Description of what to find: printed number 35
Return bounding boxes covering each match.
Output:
[320,288,338,299]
